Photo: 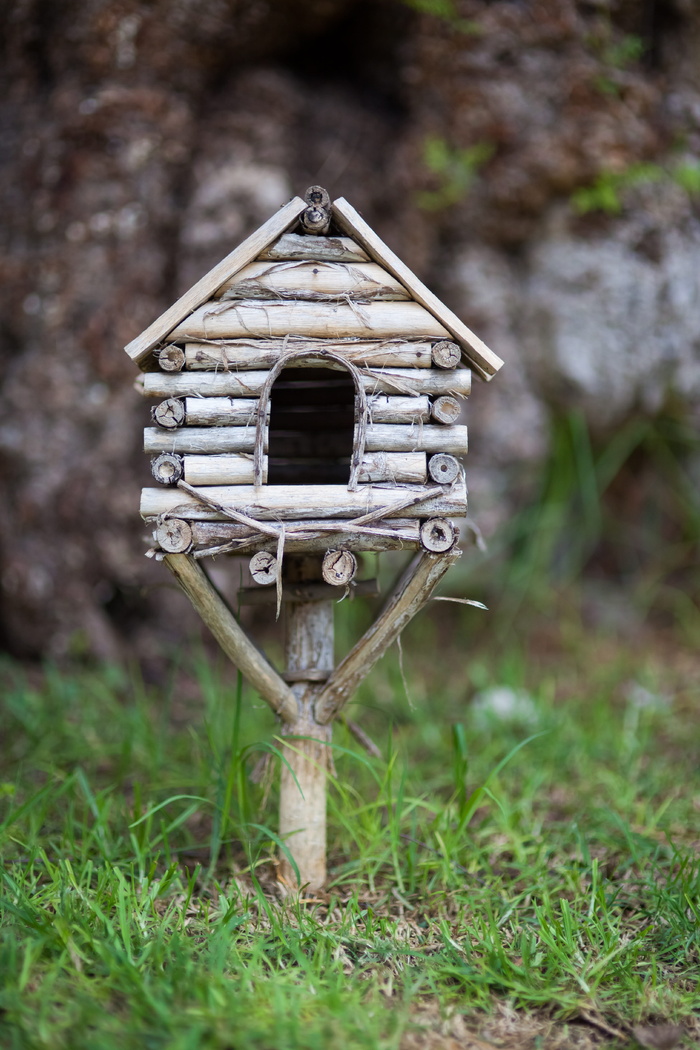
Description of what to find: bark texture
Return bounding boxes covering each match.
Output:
[1,0,698,656]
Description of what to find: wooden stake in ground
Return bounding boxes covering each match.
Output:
[278,555,334,890]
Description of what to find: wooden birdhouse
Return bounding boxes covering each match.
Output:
[125,187,503,889]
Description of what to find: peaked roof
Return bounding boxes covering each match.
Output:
[124,193,504,380]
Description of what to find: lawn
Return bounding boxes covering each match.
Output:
[1,593,699,1049]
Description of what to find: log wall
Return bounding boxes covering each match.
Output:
[140,225,471,558]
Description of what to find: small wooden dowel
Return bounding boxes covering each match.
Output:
[184,339,432,370]
[358,367,472,398]
[183,454,266,486]
[141,367,472,400]
[163,554,297,723]
[144,426,260,454]
[168,300,451,342]
[216,261,409,301]
[141,479,467,522]
[364,423,468,455]
[258,232,369,263]
[314,549,461,725]
[185,397,261,426]
[369,395,430,424]
[358,451,426,484]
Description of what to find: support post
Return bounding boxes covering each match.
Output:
[278,556,334,891]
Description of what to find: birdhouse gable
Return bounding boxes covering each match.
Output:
[132,187,501,563]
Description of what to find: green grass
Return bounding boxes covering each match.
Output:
[1,612,699,1049]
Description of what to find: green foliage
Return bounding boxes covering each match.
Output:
[587,29,645,95]
[416,137,494,212]
[673,160,700,195]
[602,33,646,68]
[571,163,664,214]
[572,158,700,215]
[1,621,699,1047]
[401,0,480,33]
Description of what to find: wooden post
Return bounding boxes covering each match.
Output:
[278,556,334,891]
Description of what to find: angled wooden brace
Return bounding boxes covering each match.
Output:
[314,548,461,726]
[164,553,297,724]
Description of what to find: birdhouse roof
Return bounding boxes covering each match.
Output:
[124,194,504,380]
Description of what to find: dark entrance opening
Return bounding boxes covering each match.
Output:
[267,366,356,485]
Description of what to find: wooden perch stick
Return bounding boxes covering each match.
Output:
[163,553,297,723]
[314,548,461,725]
[142,367,472,400]
[168,300,451,342]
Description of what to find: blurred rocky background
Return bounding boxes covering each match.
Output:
[1,0,699,662]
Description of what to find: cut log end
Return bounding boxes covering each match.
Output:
[151,453,184,485]
[158,345,186,372]
[431,395,461,425]
[156,518,193,553]
[300,206,331,236]
[428,453,461,485]
[420,518,457,553]
[304,185,331,210]
[250,551,278,586]
[321,549,357,586]
[300,186,331,236]
[152,398,186,429]
[431,340,461,369]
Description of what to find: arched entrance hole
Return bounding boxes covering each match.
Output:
[267,366,356,485]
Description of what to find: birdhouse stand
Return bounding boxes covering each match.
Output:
[125,187,503,889]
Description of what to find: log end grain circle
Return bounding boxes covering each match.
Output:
[321,549,357,586]
[158,345,186,372]
[156,517,193,553]
[420,517,457,553]
[431,340,461,369]
[431,395,461,425]
[250,551,278,586]
[151,453,184,485]
[428,453,461,485]
[152,398,186,429]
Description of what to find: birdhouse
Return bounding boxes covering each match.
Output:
[129,188,503,577]
[125,187,503,890]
